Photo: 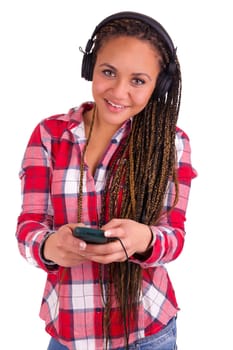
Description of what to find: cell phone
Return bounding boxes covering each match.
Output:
[73,227,113,244]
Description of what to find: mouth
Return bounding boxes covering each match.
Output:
[105,99,126,110]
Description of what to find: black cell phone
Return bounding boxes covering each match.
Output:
[73,227,113,244]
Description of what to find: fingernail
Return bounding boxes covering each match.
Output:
[104,230,111,237]
[80,241,86,250]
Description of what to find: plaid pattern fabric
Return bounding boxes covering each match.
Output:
[16,102,197,350]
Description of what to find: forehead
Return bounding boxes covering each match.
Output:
[97,36,159,60]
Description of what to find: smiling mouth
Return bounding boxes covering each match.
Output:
[106,99,125,109]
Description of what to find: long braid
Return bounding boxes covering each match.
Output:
[91,18,181,349]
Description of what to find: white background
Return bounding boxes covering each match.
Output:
[0,0,232,349]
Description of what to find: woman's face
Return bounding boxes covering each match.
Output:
[92,36,161,128]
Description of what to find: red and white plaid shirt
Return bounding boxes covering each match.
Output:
[16,102,197,350]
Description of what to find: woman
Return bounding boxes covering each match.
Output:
[16,11,197,350]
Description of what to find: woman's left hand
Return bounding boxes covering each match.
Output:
[79,219,152,264]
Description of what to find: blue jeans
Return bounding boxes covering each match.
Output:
[47,338,68,350]
[47,317,177,350]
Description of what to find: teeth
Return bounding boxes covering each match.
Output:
[107,100,124,109]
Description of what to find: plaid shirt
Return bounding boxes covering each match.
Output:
[16,102,197,350]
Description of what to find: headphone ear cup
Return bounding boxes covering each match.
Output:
[154,72,173,99]
[153,61,177,99]
[81,53,94,81]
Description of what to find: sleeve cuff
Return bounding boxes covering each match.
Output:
[132,226,156,261]
[39,231,58,269]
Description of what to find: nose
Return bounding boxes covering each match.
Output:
[111,78,129,98]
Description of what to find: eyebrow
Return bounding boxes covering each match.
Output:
[98,63,152,81]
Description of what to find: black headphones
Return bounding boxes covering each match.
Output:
[80,11,178,99]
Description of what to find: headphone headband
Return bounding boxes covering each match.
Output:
[88,11,175,56]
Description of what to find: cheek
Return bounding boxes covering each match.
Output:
[92,77,107,98]
[134,88,155,107]
[134,77,157,106]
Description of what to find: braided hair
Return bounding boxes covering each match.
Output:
[92,18,181,349]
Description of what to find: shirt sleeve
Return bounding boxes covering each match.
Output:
[15,121,58,273]
[132,128,197,268]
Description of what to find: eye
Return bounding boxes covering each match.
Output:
[102,69,116,78]
[132,77,146,86]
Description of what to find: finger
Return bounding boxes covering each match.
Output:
[104,227,125,240]
[90,251,128,264]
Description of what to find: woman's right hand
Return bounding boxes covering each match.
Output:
[43,224,88,267]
